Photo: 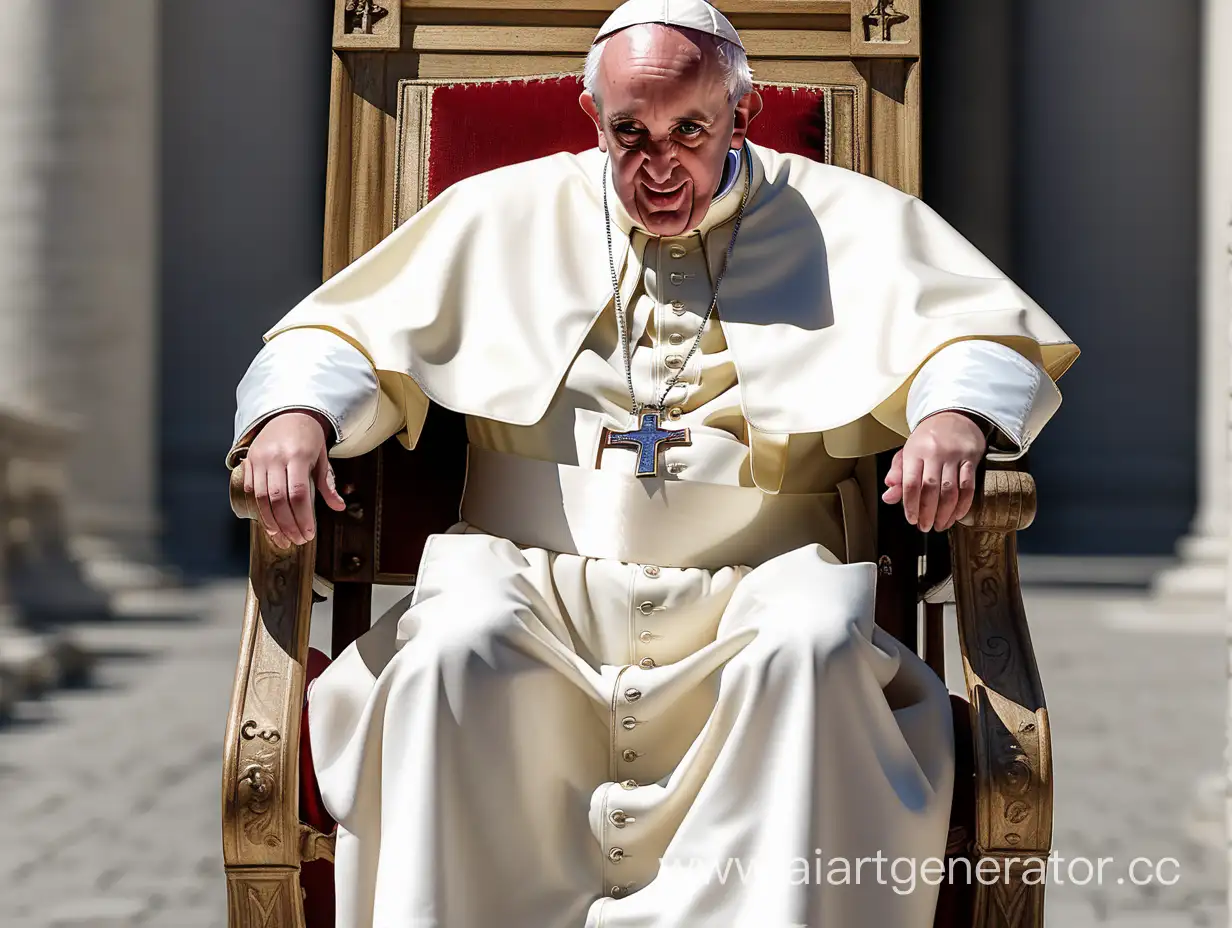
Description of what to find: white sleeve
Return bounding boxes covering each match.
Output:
[228,328,380,467]
[906,340,1061,462]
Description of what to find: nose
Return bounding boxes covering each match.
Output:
[642,154,675,185]
[641,140,677,184]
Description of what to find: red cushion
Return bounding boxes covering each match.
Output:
[424,75,829,202]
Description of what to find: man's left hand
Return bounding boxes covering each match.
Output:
[882,411,986,532]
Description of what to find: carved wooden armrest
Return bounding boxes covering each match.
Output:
[230,464,258,521]
[950,469,1052,925]
[222,463,318,926]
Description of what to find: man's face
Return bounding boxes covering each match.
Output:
[580,25,761,237]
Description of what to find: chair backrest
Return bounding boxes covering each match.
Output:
[314,0,927,655]
[393,74,864,221]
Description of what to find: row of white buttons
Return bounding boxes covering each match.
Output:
[602,245,690,900]
[607,651,651,897]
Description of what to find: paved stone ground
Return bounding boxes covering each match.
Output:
[0,583,244,928]
[941,590,1226,927]
[0,581,1224,927]
[1012,591,1226,927]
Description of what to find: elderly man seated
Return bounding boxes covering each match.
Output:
[229,1,1078,925]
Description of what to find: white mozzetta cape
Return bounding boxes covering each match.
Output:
[266,142,1078,455]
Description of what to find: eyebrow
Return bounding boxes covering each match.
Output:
[606,111,716,125]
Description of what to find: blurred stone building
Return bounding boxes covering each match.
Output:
[0,1,1225,594]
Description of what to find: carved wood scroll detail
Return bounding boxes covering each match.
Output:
[973,865,1045,928]
[850,0,919,57]
[952,469,1052,928]
[225,868,305,928]
[221,523,315,884]
[344,0,387,35]
[239,760,276,817]
[863,0,909,42]
[300,824,337,864]
[333,0,401,51]
[241,720,282,744]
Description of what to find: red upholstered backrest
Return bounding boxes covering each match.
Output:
[423,75,829,201]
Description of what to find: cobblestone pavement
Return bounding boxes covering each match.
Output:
[0,581,1224,927]
[1005,591,1227,927]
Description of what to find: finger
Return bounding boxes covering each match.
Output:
[243,458,253,495]
[953,459,977,525]
[252,464,288,547]
[901,452,925,525]
[267,464,307,546]
[917,456,943,532]
[933,460,961,531]
[884,449,904,487]
[315,449,346,512]
[882,451,905,502]
[286,458,317,542]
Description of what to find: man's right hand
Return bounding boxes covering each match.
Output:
[242,411,347,547]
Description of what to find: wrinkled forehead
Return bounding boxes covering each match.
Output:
[597,25,729,105]
[612,23,709,69]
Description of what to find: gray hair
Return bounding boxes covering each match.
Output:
[583,32,754,105]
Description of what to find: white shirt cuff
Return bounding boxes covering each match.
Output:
[228,328,380,468]
[906,340,1061,462]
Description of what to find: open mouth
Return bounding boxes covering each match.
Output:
[640,179,689,214]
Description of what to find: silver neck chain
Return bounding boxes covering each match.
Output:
[602,147,752,416]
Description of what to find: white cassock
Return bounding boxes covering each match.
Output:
[231,143,1076,928]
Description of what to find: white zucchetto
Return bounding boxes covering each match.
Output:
[593,0,744,49]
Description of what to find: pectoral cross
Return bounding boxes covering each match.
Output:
[598,409,691,478]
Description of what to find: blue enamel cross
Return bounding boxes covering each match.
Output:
[599,409,691,478]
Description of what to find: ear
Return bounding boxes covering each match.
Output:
[729,90,763,150]
[579,92,608,153]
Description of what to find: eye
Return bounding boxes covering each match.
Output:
[612,121,645,141]
[676,121,704,137]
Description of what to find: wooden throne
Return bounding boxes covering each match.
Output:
[222,2,1053,927]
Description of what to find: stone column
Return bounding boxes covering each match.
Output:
[40,0,163,587]
[0,4,53,425]
[0,2,95,693]
[1154,0,1231,600]
[1221,0,1232,899]
[0,0,162,624]
[0,0,65,630]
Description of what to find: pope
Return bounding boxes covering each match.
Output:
[230,2,1078,925]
